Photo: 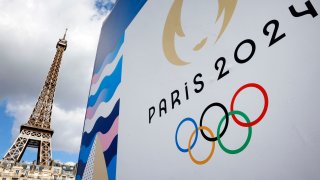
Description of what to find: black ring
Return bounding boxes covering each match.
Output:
[199,102,229,142]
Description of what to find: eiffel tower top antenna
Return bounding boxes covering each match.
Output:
[63,28,68,40]
[3,30,68,166]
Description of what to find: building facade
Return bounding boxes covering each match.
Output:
[0,160,76,180]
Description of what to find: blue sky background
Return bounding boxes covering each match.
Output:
[0,100,13,160]
[0,0,116,163]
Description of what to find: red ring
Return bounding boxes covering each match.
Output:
[230,83,269,127]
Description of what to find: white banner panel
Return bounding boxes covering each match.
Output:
[78,0,320,179]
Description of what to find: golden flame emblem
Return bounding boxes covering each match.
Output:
[163,0,238,65]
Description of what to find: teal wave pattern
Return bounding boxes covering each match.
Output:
[87,57,122,108]
[77,0,147,179]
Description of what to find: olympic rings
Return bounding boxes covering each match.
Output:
[217,110,252,154]
[188,126,215,165]
[175,117,198,153]
[230,83,269,127]
[174,83,269,165]
[200,102,229,142]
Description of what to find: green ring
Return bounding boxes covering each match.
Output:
[217,110,252,154]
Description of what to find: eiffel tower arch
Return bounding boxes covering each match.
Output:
[3,30,68,166]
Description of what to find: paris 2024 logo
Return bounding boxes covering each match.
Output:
[161,0,270,165]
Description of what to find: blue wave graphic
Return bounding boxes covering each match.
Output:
[77,98,119,179]
[78,0,147,178]
[94,34,124,74]
[78,134,96,163]
[76,175,82,180]
[82,100,119,147]
[107,155,117,180]
[88,58,122,107]
[104,135,118,166]
[77,124,118,179]
[77,135,118,179]
[77,135,95,179]
[76,160,86,179]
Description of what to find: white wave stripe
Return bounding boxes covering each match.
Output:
[90,45,124,95]
[84,85,121,133]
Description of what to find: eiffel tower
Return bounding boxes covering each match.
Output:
[3,30,68,166]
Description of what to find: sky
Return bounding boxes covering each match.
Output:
[0,0,116,163]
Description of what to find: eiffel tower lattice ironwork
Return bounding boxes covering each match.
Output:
[3,30,68,166]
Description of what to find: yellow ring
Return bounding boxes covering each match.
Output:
[188,126,215,165]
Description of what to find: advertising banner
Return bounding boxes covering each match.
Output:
[77,0,320,179]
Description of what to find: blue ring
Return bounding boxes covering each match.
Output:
[175,117,198,153]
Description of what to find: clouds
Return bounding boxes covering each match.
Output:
[51,104,85,153]
[0,0,116,156]
[95,0,117,16]
[0,0,103,109]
